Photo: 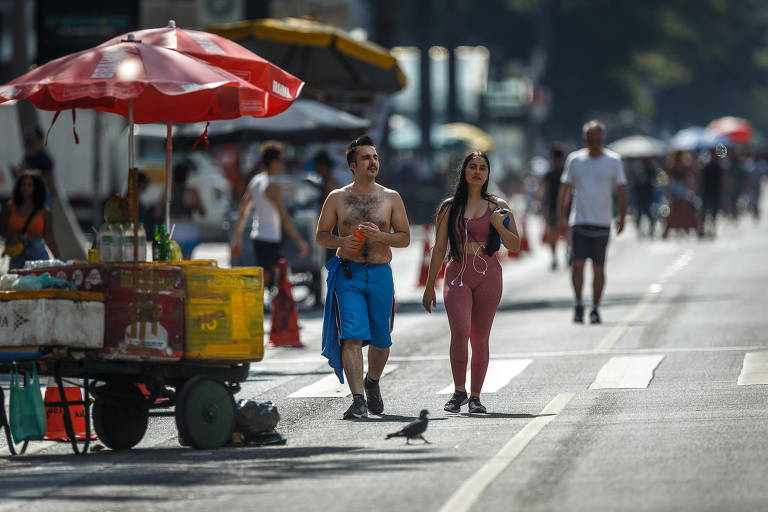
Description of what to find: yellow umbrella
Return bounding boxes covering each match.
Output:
[207,17,407,94]
[440,123,496,153]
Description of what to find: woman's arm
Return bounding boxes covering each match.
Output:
[491,199,521,252]
[422,202,451,313]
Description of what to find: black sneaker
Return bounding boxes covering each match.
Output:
[574,304,584,323]
[343,394,368,419]
[590,308,601,324]
[467,396,487,414]
[364,375,384,415]
[444,390,468,413]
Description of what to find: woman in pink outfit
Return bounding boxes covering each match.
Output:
[422,151,521,414]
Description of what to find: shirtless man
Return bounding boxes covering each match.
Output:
[316,135,410,419]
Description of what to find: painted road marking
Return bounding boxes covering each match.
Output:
[438,392,574,512]
[257,345,766,366]
[737,352,768,385]
[436,359,532,394]
[288,365,398,398]
[588,355,664,389]
[594,250,694,353]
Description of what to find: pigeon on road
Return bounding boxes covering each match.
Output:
[385,409,430,445]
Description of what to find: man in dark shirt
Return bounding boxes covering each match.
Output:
[700,148,725,237]
[537,143,566,270]
[13,128,54,203]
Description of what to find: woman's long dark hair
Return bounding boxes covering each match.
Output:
[13,172,47,211]
[437,151,501,261]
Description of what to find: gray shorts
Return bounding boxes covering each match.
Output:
[570,225,610,266]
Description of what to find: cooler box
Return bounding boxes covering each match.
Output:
[0,290,104,349]
[18,264,185,361]
[183,266,264,362]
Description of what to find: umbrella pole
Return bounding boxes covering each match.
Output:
[165,121,173,232]
[129,99,139,262]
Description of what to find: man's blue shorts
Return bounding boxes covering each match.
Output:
[333,261,395,348]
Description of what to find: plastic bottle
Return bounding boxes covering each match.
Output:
[122,223,135,262]
[98,223,113,262]
[499,209,512,230]
[110,223,123,261]
[137,223,147,262]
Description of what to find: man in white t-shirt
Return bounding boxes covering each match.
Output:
[557,120,627,324]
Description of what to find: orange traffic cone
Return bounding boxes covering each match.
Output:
[43,377,96,441]
[519,216,531,254]
[266,259,306,348]
[417,224,432,287]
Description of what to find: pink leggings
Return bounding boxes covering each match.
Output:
[443,255,502,394]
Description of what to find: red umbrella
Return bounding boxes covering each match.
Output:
[99,20,304,118]
[0,36,302,256]
[0,37,278,123]
[707,116,754,145]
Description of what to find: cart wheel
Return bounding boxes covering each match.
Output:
[175,376,235,450]
[92,384,148,451]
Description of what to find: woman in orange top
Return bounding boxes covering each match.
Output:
[1,172,60,269]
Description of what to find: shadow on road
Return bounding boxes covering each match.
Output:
[0,444,461,499]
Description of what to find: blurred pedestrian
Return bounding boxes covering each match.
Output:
[536,143,566,270]
[1,172,60,269]
[662,150,700,238]
[745,150,766,221]
[422,151,520,414]
[633,157,658,238]
[316,135,410,419]
[558,120,627,324]
[700,148,725,237]
[310,150,341,262]
[232,141,309,289]
[161,159,206,259]
[137,170,160,235]
[13,127,55,204]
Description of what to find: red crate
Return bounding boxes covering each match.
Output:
[19,264,184,361]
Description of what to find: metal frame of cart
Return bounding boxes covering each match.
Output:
[1,358,251,455]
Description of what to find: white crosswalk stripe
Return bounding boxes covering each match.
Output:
[436,359,533,394]
[737,352,768,385]
[588,355,664,389]
[288,365,398,398]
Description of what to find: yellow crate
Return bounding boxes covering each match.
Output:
[183,266,264,362]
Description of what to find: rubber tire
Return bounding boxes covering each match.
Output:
[175,376,235,450]
[92,384,149,451]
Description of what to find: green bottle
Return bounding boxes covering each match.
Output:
[159,225,171,261]
[152,225,161,261]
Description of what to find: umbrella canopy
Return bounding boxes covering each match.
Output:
[607,135,667,158]
[0,38,277,123]
[668,127,728,151]
[389,116,495,152]
[707,116,754,145]
[440,123,495,153]
[99,20,304,118]
[208,17,406,94]
[176,98,369,143]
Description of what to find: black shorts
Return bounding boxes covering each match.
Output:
[571,225,610,266]
[252,239,282,269]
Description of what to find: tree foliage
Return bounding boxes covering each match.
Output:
[390,0,768,135]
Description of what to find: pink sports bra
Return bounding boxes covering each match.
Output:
[454,206,492,244]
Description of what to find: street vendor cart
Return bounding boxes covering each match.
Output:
[0,261,264,454]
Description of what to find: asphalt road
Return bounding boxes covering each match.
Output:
[2,209,768,512]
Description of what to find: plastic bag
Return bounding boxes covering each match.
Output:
[234,400,280,435]
[9,362,46,443]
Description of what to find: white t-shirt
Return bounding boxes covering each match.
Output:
[249,172,282,242]
[561,148,627,227]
